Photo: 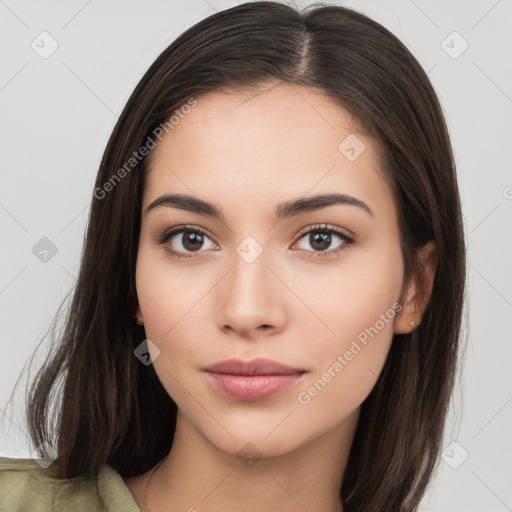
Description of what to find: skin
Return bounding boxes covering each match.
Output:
[125,83,436,512]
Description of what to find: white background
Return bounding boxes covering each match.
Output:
[1,1,511,511]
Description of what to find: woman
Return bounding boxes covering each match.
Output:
[0,1,466,511]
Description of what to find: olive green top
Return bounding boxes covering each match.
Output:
[0,456,141,511]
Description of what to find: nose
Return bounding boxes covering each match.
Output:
[215,244,287,340]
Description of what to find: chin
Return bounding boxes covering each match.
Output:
[210,430,302,463]
[191,409,321,463]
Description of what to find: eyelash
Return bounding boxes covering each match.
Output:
[156,223,354,260]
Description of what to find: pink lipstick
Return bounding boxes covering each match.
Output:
[203,358,307,401]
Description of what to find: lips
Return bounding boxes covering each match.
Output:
[203,358,307,401]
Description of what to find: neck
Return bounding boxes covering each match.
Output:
[136,409,359,512]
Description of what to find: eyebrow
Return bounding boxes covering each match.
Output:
[146,192,373,219]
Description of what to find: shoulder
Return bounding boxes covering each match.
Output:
[0,456,140,511]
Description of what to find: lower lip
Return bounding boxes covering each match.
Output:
[205,372,305,401]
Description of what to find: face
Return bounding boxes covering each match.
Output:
[135,83,409,459]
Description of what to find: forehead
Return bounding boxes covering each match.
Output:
[142,84,395,223]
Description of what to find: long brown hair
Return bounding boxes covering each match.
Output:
[18,2,466,510]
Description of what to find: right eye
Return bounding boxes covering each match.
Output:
[157,225,218,259]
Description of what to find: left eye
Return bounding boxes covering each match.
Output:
[293,225,353,255]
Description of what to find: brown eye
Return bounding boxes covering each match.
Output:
[157,226,217,259]
[294,225,354,257]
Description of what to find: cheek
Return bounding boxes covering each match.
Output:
[292,244,403,412]
[292,298,399,437]
[135,246,216,392]
[135,242,210,339]
[294,239,403,341]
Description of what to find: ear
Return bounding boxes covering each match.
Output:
[394,240,437,334]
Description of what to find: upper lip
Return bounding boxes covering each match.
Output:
[204,358,306,376]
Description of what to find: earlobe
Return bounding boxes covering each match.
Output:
[393,289,417,334]
[134,306,144,325]
[394,240,437,334]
